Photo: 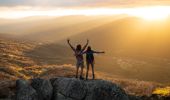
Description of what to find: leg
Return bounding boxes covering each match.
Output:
[80,66,84,79]
[80,62,84,79]
[91,63,95,80]
[76,65,79,78]
[86,62,90,80]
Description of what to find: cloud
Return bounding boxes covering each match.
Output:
[0,0,89,7]
[0,0,170,19]
[0,0,170,8]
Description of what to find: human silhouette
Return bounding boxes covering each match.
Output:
[83,46,105,80]
[67,39,89,79]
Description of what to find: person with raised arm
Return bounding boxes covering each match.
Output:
[67,39,89,79]
[83,46,105,80]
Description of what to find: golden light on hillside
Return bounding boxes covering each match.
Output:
[153,87,170,96]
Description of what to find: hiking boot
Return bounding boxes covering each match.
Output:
[86,75,88,80]
[92,74,95,80]
[79,76,84,80]
[85,77,88,80]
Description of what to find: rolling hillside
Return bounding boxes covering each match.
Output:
[25,16,167,83]
[0,15,170,83]
[60,16,170,83]
[1,36,165,99]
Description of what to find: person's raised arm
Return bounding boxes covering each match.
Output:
[67,39,76,51]
[93,50,105,54]
[82,39,89,52]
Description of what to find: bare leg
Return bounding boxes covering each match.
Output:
[86,63,90,80]
[91,63,95,80]
[80,66,84,79]
[76,66,79,78]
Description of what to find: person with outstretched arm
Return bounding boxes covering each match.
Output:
[67,39,89,79]
[83,46,105,80]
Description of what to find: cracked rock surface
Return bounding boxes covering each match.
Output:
[16,77,129,100]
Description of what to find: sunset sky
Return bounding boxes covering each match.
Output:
[1,0,170,7]
[0,0,170,19]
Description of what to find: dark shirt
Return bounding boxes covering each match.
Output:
[83,50,95,63]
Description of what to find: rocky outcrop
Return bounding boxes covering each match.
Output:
[16,77,129,100]
[52,78,87,100]
[84,80,128,100]
[16,80,38,100]
[31,78,53,100]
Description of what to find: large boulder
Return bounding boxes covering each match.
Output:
[84,80,129,100]
[52,77,129,100]
[16,79,38,100]
[56,93,75,100]
[31,78,53,100]
[52,78,87,100]
[15,77,129,100]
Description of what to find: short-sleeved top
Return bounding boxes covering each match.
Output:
[74,50,84,62]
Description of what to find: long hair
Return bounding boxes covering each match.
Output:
[76,44,82,51]
[87,46,92,52]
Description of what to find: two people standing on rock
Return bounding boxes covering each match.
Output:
[67,39,105,80]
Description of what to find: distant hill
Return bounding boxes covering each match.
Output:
[0,15,126,42]
[58,16,170,83]
[67,17,170,58]
[1,15,170,83]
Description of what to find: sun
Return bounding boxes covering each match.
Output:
[128,6,170,20]
[138,14,168,20]
[133,12,169,21]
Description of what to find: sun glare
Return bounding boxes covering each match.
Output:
[0,6,170,20]
[137,14,168,20]
[128,6,170,20]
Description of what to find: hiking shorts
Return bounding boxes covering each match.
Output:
[76,61,84,68]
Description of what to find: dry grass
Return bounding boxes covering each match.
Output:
[94,72,162,96]
[0,37,169,98]
[153,87,170,96]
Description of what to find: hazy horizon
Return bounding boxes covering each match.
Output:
[1,0,170,84]
[0,0,170,19]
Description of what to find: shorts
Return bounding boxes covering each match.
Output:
[86,59,95,64]
[76,61,84,68]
